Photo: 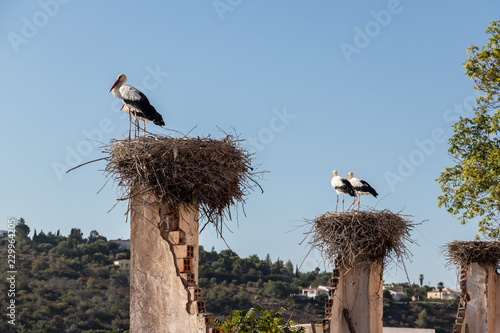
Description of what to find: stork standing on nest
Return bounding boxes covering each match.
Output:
[331,170,355,212]
[109,74,165,139]
[347,171,378,211]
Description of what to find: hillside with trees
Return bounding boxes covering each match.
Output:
[0,219,130,332]
[1,219,457,332]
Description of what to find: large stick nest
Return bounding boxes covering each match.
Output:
[447,241,500,267]
[104,135,262,234]
[310,210,416,268]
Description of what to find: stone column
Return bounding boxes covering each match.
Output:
[459,262,500,333]
[129,189,208,333]
[327,260,383,333]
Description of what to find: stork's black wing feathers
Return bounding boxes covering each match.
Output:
[336,178,356,197]
[358,180,378,197]
[123,91,165,126]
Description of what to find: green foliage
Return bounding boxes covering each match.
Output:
[0,222,130,332]
[438,20,500,239]
[382,283,457,332]
[216,304,305,333]
[1,220,459,332]
[414,309,428,328]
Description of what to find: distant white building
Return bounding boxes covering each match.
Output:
[383,328,435,333]
[301,285,331,298]
[389,290,407,301]
[114,259,131,270]
[0,230,8,238]
[426,288,460,300]
[384,284,407,301]
[109,239,131,249]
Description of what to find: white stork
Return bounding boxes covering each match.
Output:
[331,170,355,212]
[109,74,165,139]
[347,171,378,211]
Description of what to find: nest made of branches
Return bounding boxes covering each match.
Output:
[310,210,416,269]
[447,241,500,268]
[104,135,262,235]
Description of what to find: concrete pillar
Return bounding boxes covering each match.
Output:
[328,260,383,333]
[460,262,500,333]
[130,189,207,333]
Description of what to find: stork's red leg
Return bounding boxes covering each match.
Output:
[128,107,132,140]
[335,194,339,213]
[136,116,140,138]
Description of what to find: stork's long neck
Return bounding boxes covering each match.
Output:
[111,83,123,98]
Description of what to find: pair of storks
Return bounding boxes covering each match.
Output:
[108,75,378,213]
[109,74,165,139]
[331,170,378,212]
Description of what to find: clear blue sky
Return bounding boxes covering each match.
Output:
[1,1,498,289]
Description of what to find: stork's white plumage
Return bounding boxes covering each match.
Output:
[347,171,378,210]
[109,74,164,139]
[331,170,355,212]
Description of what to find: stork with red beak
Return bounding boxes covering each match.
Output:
[109,74,165,139]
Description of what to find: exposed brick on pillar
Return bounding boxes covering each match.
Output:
[130,190,206,333]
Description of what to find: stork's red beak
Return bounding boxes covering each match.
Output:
[108,79,119,92]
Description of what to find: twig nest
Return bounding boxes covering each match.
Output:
[311,210,415,268]
[447,241,500,267]
[104,135,261,233]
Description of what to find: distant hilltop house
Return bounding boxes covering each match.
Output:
[109,238,131,249]
[383,284,407,301]
[301,285,331,299]
[0,230,8,238]
[426,287,460,300]
[114,259,131,270]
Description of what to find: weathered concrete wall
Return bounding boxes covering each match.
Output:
[461,262,500,333]
[130,190,206,333]
[329,260,383,333]
[487,265,500,333]
[464,262,488,332]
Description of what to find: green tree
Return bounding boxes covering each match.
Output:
[68,228,84,249]
[437,21,500,239]
[88,230,100,243]
[415,309,428,328]
[285,260,294,276]
[419,274,424,287]
[437,282,444,300]
[216,305,305,333]
[16,218,30,238]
